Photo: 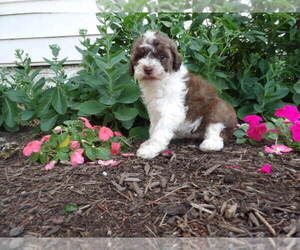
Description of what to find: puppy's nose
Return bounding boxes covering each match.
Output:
[144,66,153,75]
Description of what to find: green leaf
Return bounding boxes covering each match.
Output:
[78,100,106,115]
[294,80,300,94]
[233,129,245,138]
[236,138,247,144]
[208,44,218,56]
[121,119,135,129]
[4,89,27,103]
[293,93,300,105]
[20,110,34,121]
[32,77,46,93]
[99,95,116,105]
[193,52,206,63]
[61,204,78,214]
[52,87,68,114]
[37,88,54,116]
[161,20,172,27]
[85,147,97,161]
[215,72,228,79]
[129,126,149,140]
[3,98,18,128]
[118,85,140,104]
[113,106,139,121]
[40,113,58,131]
[237,105,255,119]
[95,147,110,160]
[110,50,126,66]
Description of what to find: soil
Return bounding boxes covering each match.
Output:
[0,129,300,237]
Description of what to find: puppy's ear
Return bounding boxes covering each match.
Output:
[170,43,182,71]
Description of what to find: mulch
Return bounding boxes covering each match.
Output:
[0,129,300,237]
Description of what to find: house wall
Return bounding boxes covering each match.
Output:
[0,0,99,67]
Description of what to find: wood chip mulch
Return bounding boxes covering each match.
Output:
[0,130,299,237]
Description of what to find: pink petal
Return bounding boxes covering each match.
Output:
[44,160,57,170]
[264,146,274,154]
[111,142,121,155]
[40,135,51,143]
[114,131,123,137]
[290,123,300,142]
[70,141,80,150]
[257,164,272,174]
[265,144,293,155]
[79,117,94,129]
[121,153,135,157]
[162,150,173,156]
[98,126,114,142]
[23,140,42,156]
[247,123,267,141]
[275,105,300,123]
[97,159,122,166]
[243,115,263,125]
[53,126,62,132]
[275,144,293,153]
[70,149,85,166]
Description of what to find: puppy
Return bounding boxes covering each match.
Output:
[129,30,237,159]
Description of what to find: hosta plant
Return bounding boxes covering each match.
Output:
[234,105,300,151]
[23,117,130,169]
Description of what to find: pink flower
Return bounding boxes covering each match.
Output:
[244,115,263,125]
[23,140,42,156]
[98,159,122,166]
[114,131,123,137]
[44,160,57,170]
[162,150,173,156]
[79,117,94,129]
[247,123,267,141]
[111,142,121,155]
[274,105,300,123]
[70,141,80,150]
[98,126,113,142]
[70,149,85,166]
[257,164,272,174]
[40,135,51,143]
[264,144,293,155]
[53,126,62,132]
[290,122,300,141]
[121,153,135,157]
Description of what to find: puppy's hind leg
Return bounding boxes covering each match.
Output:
[199,123,225,152]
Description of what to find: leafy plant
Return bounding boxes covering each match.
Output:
[234,105,300,151]
[68,16,149,138]
[23,117,130,168]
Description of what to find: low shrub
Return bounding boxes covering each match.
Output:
[0,13,299,136]
[23,117,130,169]
[234,105,300,151]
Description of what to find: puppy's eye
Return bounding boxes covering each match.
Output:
[159,55,166,61]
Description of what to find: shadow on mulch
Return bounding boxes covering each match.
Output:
[0,129,299,237]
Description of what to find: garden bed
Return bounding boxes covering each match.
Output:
[0,129,299,237]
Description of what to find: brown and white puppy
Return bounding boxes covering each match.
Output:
[130,30,237,159]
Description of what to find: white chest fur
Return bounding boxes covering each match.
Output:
[139,65,201,137]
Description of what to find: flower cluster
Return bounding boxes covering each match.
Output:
[239,105,300,152]
[23,118,131,170]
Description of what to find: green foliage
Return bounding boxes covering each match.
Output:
[25,118,130,166]
[69,19,146,136]
[0,12,299,136]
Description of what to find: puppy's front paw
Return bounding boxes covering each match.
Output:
[137,144,160,159]
[199,139,224,152]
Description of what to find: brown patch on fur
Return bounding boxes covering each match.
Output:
[185,73,237,141]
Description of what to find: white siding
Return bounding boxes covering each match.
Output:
[0,0,99,67]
